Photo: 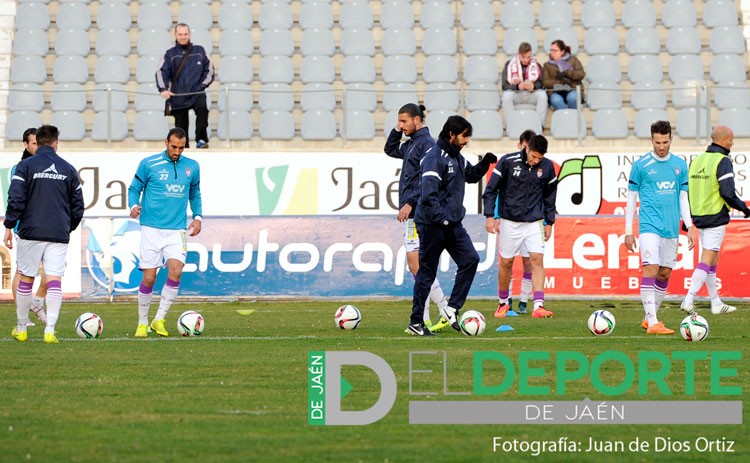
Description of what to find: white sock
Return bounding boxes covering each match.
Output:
[641,277,657,327]
[706,267,722,306]
[154,279,180,321]
[138,287,153,325]
[428,279,447,320]
[45,281,63,335]
[423,298,430,323]
[16,281,33,332]
[520,272,532,303]
[654,279,668,313]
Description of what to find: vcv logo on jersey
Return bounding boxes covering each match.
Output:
[657,181,675,190]
[165,184,185,193]
[255,165,318,215]
[84,218,143,292]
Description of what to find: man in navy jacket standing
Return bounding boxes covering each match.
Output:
[407,116,497,335]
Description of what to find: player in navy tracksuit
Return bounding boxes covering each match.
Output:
[407,116,497,335]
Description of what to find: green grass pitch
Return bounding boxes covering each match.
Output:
[0,299,747,463]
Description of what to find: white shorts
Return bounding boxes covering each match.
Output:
[698,226,726,252]
[499,219,544,259]
[16,238,68,277]
[639,232,678,268]
[403,218,420,253]
[139,225,187,269]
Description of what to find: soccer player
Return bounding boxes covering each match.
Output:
[9,128,48,326]
[483,129,536,315]
[4,125,85,343]
[483,135,557,320]
[407,115,497,335]
[624,120,697,335]
[128,127,203,337]
[384,103,450,333]
[681,125,750,315]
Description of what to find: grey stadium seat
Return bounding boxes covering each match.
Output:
[301,110,337,140]
[424,82,459,110]
[178,2,213,31]
[300,55,335,83]
[718,108,750,137]
[135,55,161,83]
[344,83,377,111]
[461,1,495,29]
[92,83,129,111]
[220,55,255,84]
[502,27,537,54]
[5,111,42,141]
[259,110,295,140]
[506,109,543,139]
[462,28,497,56]
[550,109,587,139]
[621,0,656,27]
[703,0,739,27]
[419,1,454,29]
[382,82,418,111]
[137,2,172,30]
[538,0,573,29]
[380,1,414,29]
[15,3,50,30]
[13,28,48,56]
[543,27,579,54]
[581,0,616,28]
[219,2,253,30]
[134,111,170,141]
[56,2,91,29]
[339,1,373,29]
[259,82,294,111]
[634,108,669,138]
[662,0,696,27]
[625,27,660,54]
[381,28,416,56]
[710,26,746,54]
[8,83,44,112]
[383,109,400,135]
[422,28,458,55]
[259,1,293,29]
[10,56,46,84]
[627,54,663,83]
[714,81,750,109]
[299,1,333,29]
[51,83,87,111]
[51,111,86,141]
[137,29,173,56]
[501,0,534,28]
[631,81,667,109]
[300,28,336,56]
[134,83,164,111]
[465,82,501,110]
[341,55,376,83]
[586,82,622,109]
[422,55,458,83]
[220,29,254,56]
[668,54,703,82]
[217,82,253,111]
[468,110,503,140]
[666,27,700,54]
[464,55,499,84]
[91,111,129,142]
[55,28,90,56]
[341,110,375,140]
[300,82,336,111]
[676,108,708,138]
[382,55,417,83]
[340,28,375,56]
[190,28,213,56]
[96,29,132,57]
[96,2,132,30]
[53,55,89,83]
[592,109,628,139]
[260,29,295,56]
[217,110,253,140]
[710,54,747,83]
[672,80,708,109]
[586,55,622,83]
[584,27,619,55]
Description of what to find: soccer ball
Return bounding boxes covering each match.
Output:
[680,313,709,342]
[459,310,486,336]
[75,312,103,339]
[587,310,616,336]
[334,305,361,330]
[177,310,205,336]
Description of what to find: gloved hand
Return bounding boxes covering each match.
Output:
[744,209,750,218]
[481,152,498,166]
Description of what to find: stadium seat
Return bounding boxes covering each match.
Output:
[51,83,87,111]
[502,27,537,54]
[260,28,294,56]
[300,55,336,83]
[344,83,377,111]
[137,2,172,30]
[51,111,86,141]
[382,82,418,111]
[666,27,700,54]
[300,82,336,111]
[10,56,46,84]
[621,0,656,27]
[584,27,619,55]
[710,54,747,83]
[93,55,130,84]
[218,2,253,30]
[631,81,667,109]
[543,27,579,54]
[714,81,750,109]
[672,80,708,109]
[259,110,295,140]
[419,1,455,28]
[538,0,573,29]
[662,0,696,27]
[299,1,333,29]
[190,28,213,56]
[339,1,373,29]
[464,55,499,84]
[506,109,543,139]
[625,27,660,54]
[627,54,663,83]
[424,82,459,111]
[586,82,623,109]
[135,55,161,83]
[341,110,375,140]
[703,0,739,27]
[340,55,376,83]
[178,2,212,30]
[500,0,534,28]
[586,55,622,83]
[382,55,417,83]
[217,83,253,111]
[259,2,293,29]
[96,3,132,30]
[300,28,335,56]
[468,110,503,140]
[258,56,294,84]
[668,54,704,82]
[14,3,50,30]
[92,83,129,112]
[258,82,294,111]
[134,82,163,111]
[380,1,414,30]
[220,55,254,84]
[462,28,497,56]
[134,111,170,140]
[550,109,587,139]
[461,1,495,29]
[675,107,708,138]
[718,108,750,137]
[340,28,375,56]
[55,29,90,56]
[56,2,91,29]
[422,28,458,55]
[709,26,746,54]
[422,55,458,84]
[137,29,172,56]
[53,55,89,83]
[383,109,400,135]
[634,108,669,138]
[381,28,417,56]
[301,110,337,140]
[95,29,131,57]
[425,109,455,136]
[581,0,616,28]
[219,29,254,56]
[5,111,43,141]
[592,109,628,138]
[217,110,253,140]
[7,83,44,112]
[465,82,501,110]
[91,111,129,142]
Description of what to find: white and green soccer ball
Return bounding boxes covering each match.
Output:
[459,310,486,336]
[334,305,361,330]
[75,312,103,339]
[587,310,615,336]
[177,311,205,336]
[680,313,709,342]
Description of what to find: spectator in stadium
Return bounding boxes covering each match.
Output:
[501,42,548,128]
[9,128,48,326]
[384,103,450,333]
[407,116,497,336]
[542,39,585,110]
[624,121,697,335]
[4,125,85,344]
[482,134,557,320]
[483,129,536,316]
[157,23,215,149]
[128,128,203,338]
[681,125,750,315]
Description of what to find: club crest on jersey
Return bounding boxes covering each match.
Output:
[537,168,543,178]
[674,167,680,175]
[185,168,192,177]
